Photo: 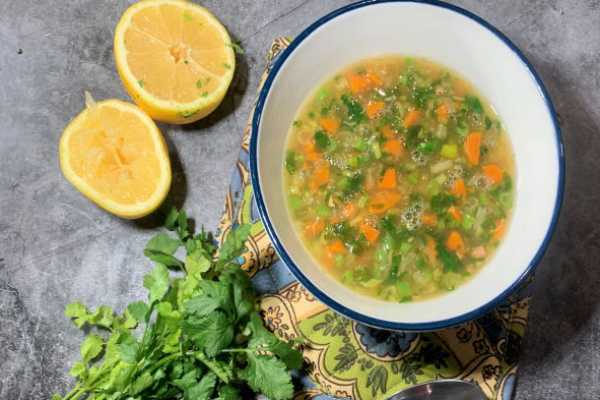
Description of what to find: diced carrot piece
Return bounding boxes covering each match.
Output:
[451,178,466,198]
[421,212,438,227]
[320,117,340,134]
[310,163,329,191]
[403,110,421,128]
[436,103,449,123]
[464,132,482,166]
[305,219,325,238]
[493,219,506,241]
[383,139,404,157]
[382,125,397,139]
[425,237,438,264]
[482,164,504,185]
[366,100,385,119]
[446,230,464,252]
[303,142,320,162]
[365,70,383,87]
[368,191,402,214]
[448,206,462,222]
[345,72,370,94]
[341,202,356,219]
[360,222,380,244]
[378,168,397,189]
[328,239,346,254]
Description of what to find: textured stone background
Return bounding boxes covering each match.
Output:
[1,1,599,399]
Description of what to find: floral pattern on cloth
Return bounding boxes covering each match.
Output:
[217,37,530,400]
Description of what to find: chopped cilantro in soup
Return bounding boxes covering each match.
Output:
[283,56,515,302]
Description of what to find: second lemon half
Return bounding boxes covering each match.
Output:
[114,0,236,124]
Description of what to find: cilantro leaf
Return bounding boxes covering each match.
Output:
[436,242,463,272]
[144,251,184,269]
[341,94,366,123]
[80,334,103,363]
[173,370,198,391]
[162,207,190,240]
[340,173,363,198]
[417,138,442,154]
[187,372,217,400]
[119,308,138,329]
[90,305,115,329]
[313,130,330,151]
[127,301,150,323]
[186,248,211,277]
[117,332,139,363]
[190,228,217,256]
[65,302,116,330]
[146,233,181,254]
[177,210,190,240]
[218,224,250,263]
[405,124,423,149]
[412,86,433,108]
[144,233,184,269]
[183,312,234,357]
[165,206,180,230]
[144,264,170,304]
[430,193,456,214]
[248,314,303,370]
[131,371,153,395]
[220,268,255,321]
[103,330,126,365]
[464,95,484,114]
[240,353,294,400]
[156,301,180,320]
[108,362,136,392]
[65,302,91,328]
[218,384,241,400]
[184,296,221,317]
[68,362,86,378]
[196,280,234,316]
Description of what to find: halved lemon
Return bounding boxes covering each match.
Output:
[59,93,171,219]
[114,0,236,124]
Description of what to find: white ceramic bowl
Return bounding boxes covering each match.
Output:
[250,0,564,331]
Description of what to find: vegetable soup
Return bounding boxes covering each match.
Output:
[283,56,515,302]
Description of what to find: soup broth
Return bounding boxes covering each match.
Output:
[283,56,515,302]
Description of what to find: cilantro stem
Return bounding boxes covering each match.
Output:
[194,351,231,383]
[61,384,84,400]
[120,353,182,396]
[138,302,156,351]
[147,352,180,373]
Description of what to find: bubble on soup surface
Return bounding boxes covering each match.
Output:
[469,174,491,189]
[446,164,465,186]
[411,149,427,165]
[402,203,423,231]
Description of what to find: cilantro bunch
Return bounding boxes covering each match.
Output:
[54,208,303,400]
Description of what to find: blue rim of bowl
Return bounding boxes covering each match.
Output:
[250,0,565,331]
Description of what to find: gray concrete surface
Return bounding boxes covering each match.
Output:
[0,0,599,399]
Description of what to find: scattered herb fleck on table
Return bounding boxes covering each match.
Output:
[54,208,303,400]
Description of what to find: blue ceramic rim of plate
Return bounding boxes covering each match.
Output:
[249,0,565,331]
